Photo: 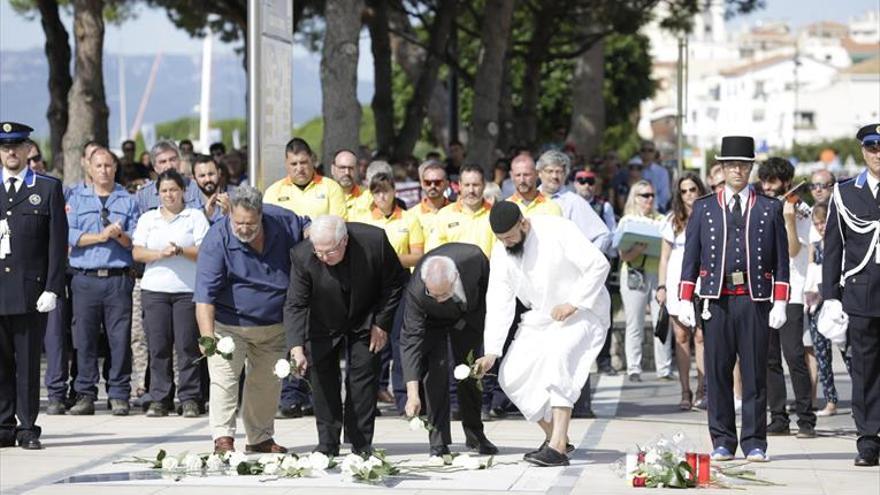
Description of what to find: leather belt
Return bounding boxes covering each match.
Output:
[75,268,129,278]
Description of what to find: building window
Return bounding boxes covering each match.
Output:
[795,111,816,130]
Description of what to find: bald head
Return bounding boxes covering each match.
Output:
[511,154,538,197]
[810,168,835,204]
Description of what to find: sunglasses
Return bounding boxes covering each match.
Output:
[27,154,42,164]
[575,177,595,185]
[637,193,655,199]
[679,186,699,194]
[100,207,111,227]
[809,182,833,190]
[422,180,444,187]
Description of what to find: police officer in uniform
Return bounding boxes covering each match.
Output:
[678,136,790,463]
[0,122,68,450]
[820,123,880,467]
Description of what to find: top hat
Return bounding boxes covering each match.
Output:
[856,123,880,145]
[714,136,756,162]
[0,122,34,145]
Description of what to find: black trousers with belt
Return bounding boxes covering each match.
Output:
[308,330,380,454]
[0,313,46,443]
[767,303,816,429]
[422,326,485,449]
[849,315,880,457]
[704,295,770,455]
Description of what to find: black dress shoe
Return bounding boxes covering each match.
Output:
[854,454,879,467]
[524,440,574,460]
[430,445,451,457]
[353,445,374,456]
[767,421,791,436]
[19,437,42,450]
[302,404,315,416]
[314,446,340,457]
[571,409,596,419]
[524,445,569,467]
[466,435,499,455]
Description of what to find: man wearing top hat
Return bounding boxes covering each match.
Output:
[820,123,880,467]
[0,122,68,450]
[678,136,790,463]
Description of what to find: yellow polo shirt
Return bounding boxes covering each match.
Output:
[507,192,562,217]
[343,185,373,221]
[404,197,450,243]
[263,174,346,220]
[427,200,495,257]
[351,205,424,257]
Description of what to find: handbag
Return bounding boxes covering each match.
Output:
[654,305,670,344]
[626,256,647,291]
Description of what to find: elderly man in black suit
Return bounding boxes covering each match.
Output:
[0,122,68,450]
[286,214,406,457]
[401,243,499,457]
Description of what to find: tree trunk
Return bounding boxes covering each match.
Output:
[320,0,364,163]
[516,15,553,148]
[569,37,605,160]
[392,0,457,161]
[388,7,450,149]
[366,0,394,156]
[465,0,515,174]
[496,45,515,154]
[62,0,109,185]
[36,0,72,176]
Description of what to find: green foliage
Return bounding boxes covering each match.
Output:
[790,138,865,166]
[294,106,377,163]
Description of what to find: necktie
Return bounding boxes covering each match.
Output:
[7,177,17,195]
[731,193,743,224]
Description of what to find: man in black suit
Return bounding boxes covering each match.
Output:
[821,123,880,467]
[286,214,405,456]
[0,122,68,450]
[400,243,499,457]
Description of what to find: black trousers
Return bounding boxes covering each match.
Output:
[422,327,485,449]
[308,330,380,453]
[704,295,770,455]
[849,315,880,457]
[0,313,46,443]
[767,303,816,428]
[141,290,201,405]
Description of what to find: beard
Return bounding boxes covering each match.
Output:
[199,180,218,195]
[232,226,260,244]
[505,236,525,256]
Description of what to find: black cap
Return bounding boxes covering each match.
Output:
[489,201,523,234]
[0,122,34,145]
[856,123,880,144]
[715,136,756,162]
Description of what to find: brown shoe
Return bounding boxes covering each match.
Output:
[377,389,395,404]
[214,436,235,454]
[246,438,288,454]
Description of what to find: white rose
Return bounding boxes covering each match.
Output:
[205,454,224,471]
[258,454,283,466]
[226,451,248,469]
[161,456,180,471]
[295,456,313,470]
[453,364,471,380]
[426,455,446,467]
[182,453,204,472]
[365,456,383,470]
[645,450,660,466]
[341,454,364,476]
[462,456,482,470]
[280,455,298,471]
[262,462,279,475]
[273,359,292,379]
[308,451,330,471]
[409,417,426,432]
[216,336,235,354]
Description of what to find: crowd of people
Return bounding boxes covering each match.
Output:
[0,119,878,469]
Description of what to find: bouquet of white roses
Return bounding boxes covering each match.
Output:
[340,450,400,483]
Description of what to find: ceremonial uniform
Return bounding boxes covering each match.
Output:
[821,123,880,466]
[679,185,789,458]
[0,122,68,449]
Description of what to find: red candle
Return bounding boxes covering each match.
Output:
[697,453,711,486]
[685,452,697,480]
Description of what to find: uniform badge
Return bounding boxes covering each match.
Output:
[876,125,880,134]
[1,123,11,132]
[28,194,42,205]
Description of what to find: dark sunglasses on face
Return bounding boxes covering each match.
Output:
[575,177,595,185]
[810,182,833,190]
[638,193,655,199]
[100,208,111,227]
[423,180,444,187]
[27,154,42,164]
[680,186,698,194]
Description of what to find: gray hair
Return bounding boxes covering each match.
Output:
[230,185,263,213]
[536,149,571,176]
[310,215,347,244]
[150,140,180,164]
[418,159,446,181]
[420,255,458,286]
[365,160,393,184]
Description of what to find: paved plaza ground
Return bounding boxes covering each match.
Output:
[1,360,877,495]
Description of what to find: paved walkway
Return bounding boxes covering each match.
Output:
[1,365,876,494]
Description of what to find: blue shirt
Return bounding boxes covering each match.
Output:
[136,177,203,213]
[67,183,140,269]
[641,162,671,213]
[194,206,309,327]
[63,180,87,202]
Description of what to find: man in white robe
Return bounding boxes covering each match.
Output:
[475,201,611,467]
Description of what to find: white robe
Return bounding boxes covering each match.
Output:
[484,215,611,422]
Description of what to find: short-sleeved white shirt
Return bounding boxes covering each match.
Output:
[132,207,209,293]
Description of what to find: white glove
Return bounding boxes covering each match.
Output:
[768,301,787,330]
[817,299,848,346]
[678,300,696,328]
[36,291,57,313]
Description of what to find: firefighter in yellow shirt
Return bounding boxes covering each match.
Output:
[330,149,372,220]
[507,153,562,217]
[427,165,495,257]
[264,138,346,220]
[405,160,450,242]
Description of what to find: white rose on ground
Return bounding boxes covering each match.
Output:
[341,454,364,476]
[216,336,235,354]
[453,364,471,380]
[262,462,279,475]
[226,451,248,469]
[280,455,298,471]
[644,450,660,466]
[308,451,330,471]
[161,456,180,471]
[295,456,313,471]
[409,417,426,432]
[273,359,291,379]
[258,454,284,466]
[426,455,446,467]
[365,456,383,470]
[205,453,224,471]
[182,453,204,472]
[452,453,481,470]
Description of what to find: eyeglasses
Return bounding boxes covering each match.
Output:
[100,208,111,227]
[313,236,346,259]
[575,177,595,185]
[680,186,699,195]
[809,182,834,191]
[422,180,444,187]
[637,193,655,199]
[27,154,42,164]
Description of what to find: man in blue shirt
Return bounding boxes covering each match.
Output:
[194,185,309,455]
[66,147,140,416]
[637,141,671,213]
[135,140,203,212]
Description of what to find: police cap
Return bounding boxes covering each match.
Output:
[0,121,34,145]
[856,123,880,146]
